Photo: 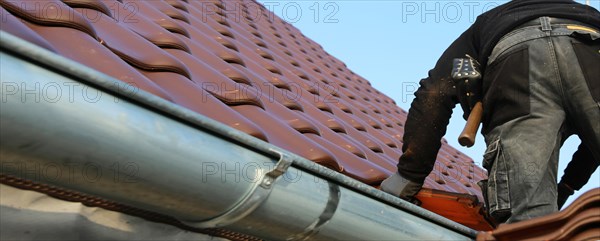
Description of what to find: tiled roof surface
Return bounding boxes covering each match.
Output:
[477,188,600,241]
[0,0,491,230]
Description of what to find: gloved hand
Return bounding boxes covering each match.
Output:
[381,172,423,205]
[557,181,575,209]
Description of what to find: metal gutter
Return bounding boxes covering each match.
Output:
[0,31,477,240]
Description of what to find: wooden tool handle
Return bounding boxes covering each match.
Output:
[458,102,483,147]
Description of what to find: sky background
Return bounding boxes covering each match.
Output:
[258,0,600,208]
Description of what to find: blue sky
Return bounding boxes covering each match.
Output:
[258,0,600,207]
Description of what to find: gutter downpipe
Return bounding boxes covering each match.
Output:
[0,31,476,240]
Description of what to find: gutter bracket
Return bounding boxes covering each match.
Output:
[184,149,293,229]
[260,149,293,189]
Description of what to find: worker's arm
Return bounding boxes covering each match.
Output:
[382,73,458,203]
[396,75,456,183]
[558,143,600,208]
[382,22,483,200]
[397,26,481,184]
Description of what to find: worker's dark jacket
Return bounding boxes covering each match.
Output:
[398,0,600,183]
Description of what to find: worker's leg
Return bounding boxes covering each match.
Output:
[553,32,600,209]
[481,22,568,223]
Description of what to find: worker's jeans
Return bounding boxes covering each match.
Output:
[480,17,600,223]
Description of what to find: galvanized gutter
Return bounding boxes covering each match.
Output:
[0,31,477,240]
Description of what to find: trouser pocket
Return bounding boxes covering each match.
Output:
[482,46,530,134]
[479,139,512,223]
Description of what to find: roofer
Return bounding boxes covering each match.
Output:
[381,0,600,224]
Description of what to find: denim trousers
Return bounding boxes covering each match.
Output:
[480,17,600,223]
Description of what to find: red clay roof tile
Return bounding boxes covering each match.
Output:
[1,0,99,39]
[0,7,57,52]
[477,188,599,241]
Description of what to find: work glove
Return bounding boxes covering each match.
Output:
[381,172,423,205]
[557,181,575,209]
